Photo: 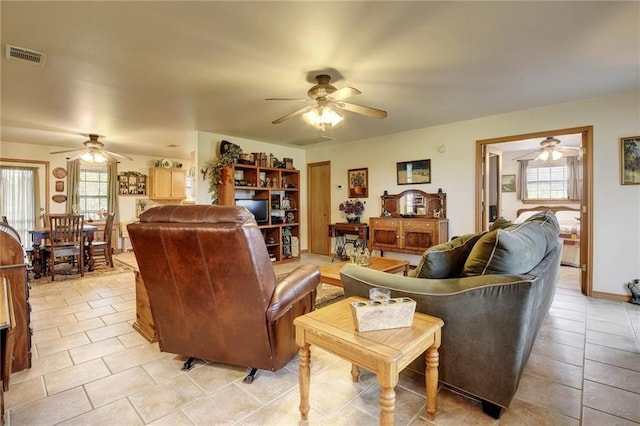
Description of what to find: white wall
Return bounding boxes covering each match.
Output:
[306,90,640,297]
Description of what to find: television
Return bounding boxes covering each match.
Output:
[235,199,269,225]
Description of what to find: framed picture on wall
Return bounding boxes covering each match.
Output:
[397,159,431,185]
[348,168,368,198]
[621,136,640,185]
[501,174,516,192]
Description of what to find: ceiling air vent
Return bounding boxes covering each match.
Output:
[289,135,335,146]
[5,44,46,66]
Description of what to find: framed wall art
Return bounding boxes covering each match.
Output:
[621,135,640,185]
[348,168,368,198]
[501,174,516,192]
[397,159,431,185]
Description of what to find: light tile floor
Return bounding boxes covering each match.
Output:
[4,255,640,425]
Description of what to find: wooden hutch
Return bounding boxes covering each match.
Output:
[369,189,448,256]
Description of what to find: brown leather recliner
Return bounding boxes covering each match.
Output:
[127,205,320,382]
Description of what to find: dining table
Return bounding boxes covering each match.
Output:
[28,224,98,279]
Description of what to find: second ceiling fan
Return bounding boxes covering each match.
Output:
[266,74,387,130]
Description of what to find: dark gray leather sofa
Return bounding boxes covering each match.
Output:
[341,211,562,418]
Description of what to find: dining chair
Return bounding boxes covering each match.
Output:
[46,215,84,281]
[90,212,115,267]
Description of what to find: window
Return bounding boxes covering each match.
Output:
[526,160,568,200]
[79,166,108,219]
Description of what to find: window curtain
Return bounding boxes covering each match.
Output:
[107,162,119,222]
[517,159,529,200]
[566,156,582,201]
[0,166,40,243]
[66,160,81,214]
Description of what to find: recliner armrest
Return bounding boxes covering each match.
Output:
[266,264,321,321]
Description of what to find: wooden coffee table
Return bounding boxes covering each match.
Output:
[319,256,409,287]
[294,297,444,425]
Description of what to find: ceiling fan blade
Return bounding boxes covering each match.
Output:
[512,150,539,161]
[104,150,134,161]
[272,106,312,124]
[329,86,360,101]
[265,97,308,101]
[50,148,82,154]
[336,102,388,119]
[65,150,89,161]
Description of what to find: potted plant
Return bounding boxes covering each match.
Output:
[203,141,241,201]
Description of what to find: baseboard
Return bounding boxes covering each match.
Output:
[591,291,631,303]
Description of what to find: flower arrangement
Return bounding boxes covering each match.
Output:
[339,199,365,217]
[350,171,366,187]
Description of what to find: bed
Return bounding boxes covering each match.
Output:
[515,205,581,267]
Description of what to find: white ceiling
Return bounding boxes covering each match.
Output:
[1,1,638,160]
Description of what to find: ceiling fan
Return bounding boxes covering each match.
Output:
[50,134,133,163]
[266,74,387,130]
[513,136,581,161]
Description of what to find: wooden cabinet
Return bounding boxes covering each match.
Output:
[148,168,186,200]
[0,225,32,376]
[218,163,300,264]
[369,217,448,255]
[370,189,449,256]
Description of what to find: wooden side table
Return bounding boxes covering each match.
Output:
[294,297,444,425]
[132,270,157,343]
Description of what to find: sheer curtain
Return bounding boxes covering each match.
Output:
[517,160,529,200]
[566,156,582,201]
[0,166,40,243]
[66,160,81,214]
[107,162,119,222]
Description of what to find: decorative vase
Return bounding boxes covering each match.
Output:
[346,215,361,224]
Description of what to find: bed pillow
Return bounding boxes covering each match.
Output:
[413,232,485,279]
[462,221,548,276]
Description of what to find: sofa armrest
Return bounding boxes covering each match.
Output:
[340,262,554,409]
[266,264,320,321]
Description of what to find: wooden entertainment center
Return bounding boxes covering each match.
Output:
[218,163,300,264]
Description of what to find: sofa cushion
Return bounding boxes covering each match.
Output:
[463,220,549,276]
[412,232,485,279]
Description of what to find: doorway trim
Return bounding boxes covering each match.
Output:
[475,126,593,296]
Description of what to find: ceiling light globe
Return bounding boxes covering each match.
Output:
[303,106,343,130]
[537,151,550,161]
[80,152,94,162]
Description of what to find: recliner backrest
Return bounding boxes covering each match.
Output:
[127,205,280,369]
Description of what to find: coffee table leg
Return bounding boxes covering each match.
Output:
[425,346,439,420]
[298,343,311,420]
[379,386,396,425]
[350,363,360,382]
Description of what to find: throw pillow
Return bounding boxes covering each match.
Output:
[413,232,485,279]
[490,217,512,231]
[522,210,561,254]
[463,221,548,276]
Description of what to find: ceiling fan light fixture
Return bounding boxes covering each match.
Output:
[303,105,343,130]
[80,151,108,163]
[536,147,563,162]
